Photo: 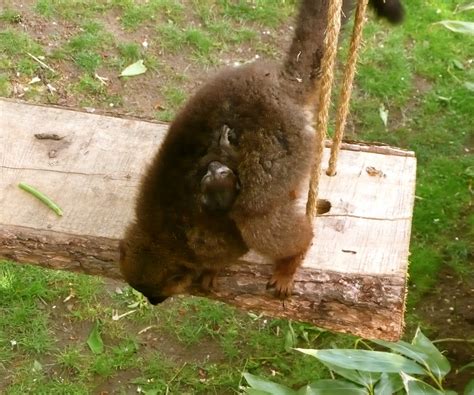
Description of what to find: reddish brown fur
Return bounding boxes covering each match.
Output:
[120,0,404,303]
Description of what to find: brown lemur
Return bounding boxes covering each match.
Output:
[119,0,405,305]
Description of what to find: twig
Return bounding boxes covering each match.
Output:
[26,52,56,74]
[138,325,157,334]
[432,338,474,344]
[167,362,187,387]
[112,309,137,321]
[94,73,109,85]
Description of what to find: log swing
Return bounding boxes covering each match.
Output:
[0,0,416,340]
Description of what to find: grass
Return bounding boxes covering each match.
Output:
[0,0,473,392]
[0,8,22,24]
[0,260,349,393]
[66,21,113,73]
[351,0,474,302]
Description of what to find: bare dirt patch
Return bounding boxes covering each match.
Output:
[417,266,474,390]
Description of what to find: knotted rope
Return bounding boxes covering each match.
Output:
[327,0,369,176]
[306,0,343,218]
[306,0,369,218]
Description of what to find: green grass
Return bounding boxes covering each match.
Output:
[35,0,112,19]
[0,260,349,393]
[220,0,297,26]
[117,42,142,63]
[116,0,185,30]
[66,21,113,73]
[0,8,22,24]
[0,74,11,96]
[0,0,473,392]
[156,23,216,62]
[74,74,105,96]
[0,30,44,76]
[351,0,474,303]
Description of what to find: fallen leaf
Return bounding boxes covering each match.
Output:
[379,104,389,127]
[465,166,474,178]
[28,76,41,85]
[120,59,147,77]
[154,101,165,110]
[451,59,464,70]
[32,360,43,372]
[87,321,104,354]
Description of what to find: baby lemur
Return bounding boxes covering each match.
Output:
[120,0,405,305]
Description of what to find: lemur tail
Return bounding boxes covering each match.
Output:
[281,0,404,104]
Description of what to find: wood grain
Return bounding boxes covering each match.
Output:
[0,99,417,340]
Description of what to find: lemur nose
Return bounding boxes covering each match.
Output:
[147,295,168,305]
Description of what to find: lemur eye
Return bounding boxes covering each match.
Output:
[216,167,232,176]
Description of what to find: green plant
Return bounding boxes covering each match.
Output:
[435,2,474,92]
[243,329,474,394]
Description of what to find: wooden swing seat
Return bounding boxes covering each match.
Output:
[0,99,416,340]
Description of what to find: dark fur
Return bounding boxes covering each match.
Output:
[120,0,404,303]
[199,125,240,212]
[369,0,404,24]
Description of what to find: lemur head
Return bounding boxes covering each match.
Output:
[119,226,196,305]
[200,160,240,212]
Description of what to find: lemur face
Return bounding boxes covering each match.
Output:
[199,125,240,213]
[119,235,195,305]
[200,160,240,212]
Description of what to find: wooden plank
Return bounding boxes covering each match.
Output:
[0,99,416,340]
[324,140,415,157]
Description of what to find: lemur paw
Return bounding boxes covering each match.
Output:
[266,273,294,299]
[200,270,218,291]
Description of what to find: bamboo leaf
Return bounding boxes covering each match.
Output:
[401,372,444,394]
[297,379,367,395]
[322,361,382,388]
[465,378,474,395]
[320,361,366,385]
[372,339,430,368]
[246,390,273,395]
[412,328,451,379]
[456,3,474,12]
[460,361,474,372]
[435,21,474,35]
[374,373,403,395]
[243,373,296,395]
[296,349,425,374]
[356,371,381,388]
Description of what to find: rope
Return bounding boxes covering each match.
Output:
[306,0,343,219]
[327,0,369,176]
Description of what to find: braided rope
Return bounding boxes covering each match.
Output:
[327,0,369,176]
[306,0,343,219]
